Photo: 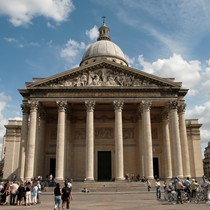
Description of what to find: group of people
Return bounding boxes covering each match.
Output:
[154,176,210,204]
[53,179,72,210]
[0,180,42,206]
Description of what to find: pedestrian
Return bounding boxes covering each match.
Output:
[62,181,72,209]
[54,183,62,210]
[17,183,26,205]
[10,181,19,205]
[25,182,31,206]
[146,179,151,192]
[31,183,38,205]
[190,178,199,198]
[175,178,185,204]
[155,178,161,199]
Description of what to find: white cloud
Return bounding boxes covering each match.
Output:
[85,25,99,41]
[4,37,40,48]
[125,54,135,67]
[0,93,11,159]
[138,53,201,89]
[4,37,24,48]
[115,0,210,57]
[60,39,86,63]
[0,0,74,26]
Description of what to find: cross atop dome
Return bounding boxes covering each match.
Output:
[102,16,106,24]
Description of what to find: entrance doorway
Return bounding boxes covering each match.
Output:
[49,158,56,178]
[153,157,159,178]
[98,151,112,181]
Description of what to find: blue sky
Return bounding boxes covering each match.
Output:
[0,0,210,157]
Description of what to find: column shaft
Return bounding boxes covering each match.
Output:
[55,101,67,181]
[25,101,38,180]
[162,112,172,179]
[18,103,30,180]
[137,109,144,177]
[142,101,153,179]
[85,100,95,181]
[113,100,125,181]
[178,104,191,177]
[169,101,183,178]
[35,107,46,177]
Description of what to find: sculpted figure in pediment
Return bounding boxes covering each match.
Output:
[51,68,159,87]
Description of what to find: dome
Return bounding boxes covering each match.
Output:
[80,21,128,66]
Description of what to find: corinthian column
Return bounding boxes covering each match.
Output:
[137,107,144,177]
[168,101,183,178]
[141,101,153,179]
[18,103,30,180]
[35,106,46,177]
[55,101,67,181]
[161,111,172,179]
[85,100,95,181]
[25,101,39,181]
[178,103,191,177]
[113,100,125,181]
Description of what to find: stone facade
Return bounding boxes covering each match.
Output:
[203,142,210,177]
[2,22,204,181]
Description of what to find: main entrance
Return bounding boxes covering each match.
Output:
[153,157,159,178]
[97,151,112,181]
[49,158,56,178]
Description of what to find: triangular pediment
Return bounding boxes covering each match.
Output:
[26,60,182,89]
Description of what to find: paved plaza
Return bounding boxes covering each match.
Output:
[1,191,210,210]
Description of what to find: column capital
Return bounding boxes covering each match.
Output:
[21,103,30,114]
[178,103,186,113]
[39,106,47,120]
[168,100,178,110]
[113,100,124,111]
[85,100,95,111]
[141,100,152,111]
[161,111,169,121]
[29,101,39,112]
[56,101,67,111]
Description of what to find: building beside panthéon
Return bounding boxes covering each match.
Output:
[2,21,203,181]
[203,142,210,177]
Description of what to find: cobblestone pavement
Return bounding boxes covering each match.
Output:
[1,191,210,210]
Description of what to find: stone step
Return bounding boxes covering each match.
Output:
[45,181,150,193]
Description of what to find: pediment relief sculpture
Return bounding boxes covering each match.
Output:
[43,68,167,88]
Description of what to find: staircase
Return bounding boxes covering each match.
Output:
[47,181,150,193]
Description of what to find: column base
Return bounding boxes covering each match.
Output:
[55,177,64,182]
[115,177,125,181]
[146,176,154,180]
[84,178,95,182]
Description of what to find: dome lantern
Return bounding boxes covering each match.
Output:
[80,18,128,66]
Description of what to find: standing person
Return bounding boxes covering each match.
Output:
[190,179,199,198]
[175,178,185,204]
[1,182,10,205]
[10,181,19,205]
[25,182,31,206]
[155,178,161,200]
[146,179,151,192]
[54,183,62,210]
[31,183,38,205]
[17,183,26,206]
[36,181,42,204]
[62,182,72,209]
[183,177,191,202]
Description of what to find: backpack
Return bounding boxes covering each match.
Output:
[62,186,71,198]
